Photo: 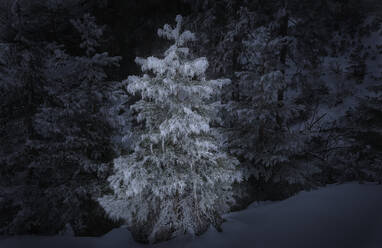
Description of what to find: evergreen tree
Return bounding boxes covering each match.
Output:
[99,15,241,243]
[0,3,121,235]
[224,15,318,186]
[26,13,120,234]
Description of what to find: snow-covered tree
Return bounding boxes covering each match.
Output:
[99,15,241,243]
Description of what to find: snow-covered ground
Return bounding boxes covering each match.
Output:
[1,182,381,248]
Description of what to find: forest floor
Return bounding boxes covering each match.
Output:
[1,182,381,248]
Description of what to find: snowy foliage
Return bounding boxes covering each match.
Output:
[99,15,241,242]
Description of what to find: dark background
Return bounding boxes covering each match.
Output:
[0,0,381,242]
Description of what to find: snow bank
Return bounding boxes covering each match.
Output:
[1,182,381,248]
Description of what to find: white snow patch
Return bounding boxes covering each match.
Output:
[1,182,381,248]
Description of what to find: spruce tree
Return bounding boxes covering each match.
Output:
[99,15,241,242]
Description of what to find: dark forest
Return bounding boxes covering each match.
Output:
[0,0,381,246]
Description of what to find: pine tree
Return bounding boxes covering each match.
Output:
[99,15,241,243]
